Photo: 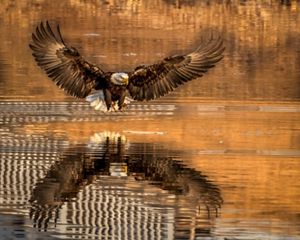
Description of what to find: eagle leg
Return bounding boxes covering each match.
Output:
[103,89,112,110]
[118,92,126,111]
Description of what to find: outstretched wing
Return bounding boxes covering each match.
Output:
[127,36,224,101]
[29,21,105,98]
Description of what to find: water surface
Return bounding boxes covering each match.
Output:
[0,0,300,239]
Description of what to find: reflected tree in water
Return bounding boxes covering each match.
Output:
[29,132,222,238]
[163,0,196,8]
[0,52,9,87]
[281,0,291,6]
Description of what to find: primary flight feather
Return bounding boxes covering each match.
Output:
[29,21,224,111]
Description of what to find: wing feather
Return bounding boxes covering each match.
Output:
[127,35,224,101]
[29,21,105,98]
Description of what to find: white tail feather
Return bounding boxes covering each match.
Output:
[86,91,109,112]
[86,90,134,112]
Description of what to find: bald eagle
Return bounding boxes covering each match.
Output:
[29,21,224,111]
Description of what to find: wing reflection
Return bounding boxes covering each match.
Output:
[30,132,222,238]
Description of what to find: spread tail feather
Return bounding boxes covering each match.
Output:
[86,91,134,112]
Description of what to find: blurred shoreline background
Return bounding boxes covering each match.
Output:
[0,0,299,102]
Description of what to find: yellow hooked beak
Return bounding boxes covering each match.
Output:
[123,75,129,85]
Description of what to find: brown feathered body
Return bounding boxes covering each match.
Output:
[29,21,225,111]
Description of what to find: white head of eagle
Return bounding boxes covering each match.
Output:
[111,72,129,85]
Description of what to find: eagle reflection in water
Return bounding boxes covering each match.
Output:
[29,132,222,238]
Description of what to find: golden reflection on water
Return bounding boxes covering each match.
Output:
[13,101,299,238]
[0,101,299,238]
